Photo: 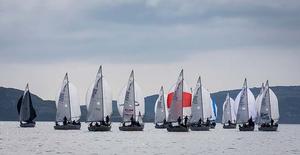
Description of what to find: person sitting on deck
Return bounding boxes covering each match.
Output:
[271,119,274,126]
[177,117,182,126]
[89,122,93,127]
[105,115,110,126]
[130,115,135,126]
[63,116,68,125]
[198,118,202,126]
[248,117,254,127]
[163,119,166,125]
[228,120,232,125]
[206,118,210,127]
[184,116,188,127]
[95,122,99,127]
[55,121,59,126]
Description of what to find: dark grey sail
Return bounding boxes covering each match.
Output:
[259,81,272,123]
[190,76,203,123]
[167,70,184,123]
[56,73,72,122]
[17,84,37,122]
[236,79,249,124]
[123,70,136,122]
[155,86,166,124]
[87,66,104,122]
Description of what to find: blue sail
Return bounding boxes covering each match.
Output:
[212,100,217,120]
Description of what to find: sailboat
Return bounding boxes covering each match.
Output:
[210,100,217,129]
[17,83,37,127]
[154,86,168,129]
[54,73,81,130]
[257,81,279,131]
[235,79,256,131]
[166,70,190,132]
[118,70,145,131]
[189,76,213,131]
[222,93,237,129]
[86,66,113,131]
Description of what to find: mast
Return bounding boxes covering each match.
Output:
[66,73,72,121]
[181,69,184,119]
[199,76,204,120]
[132,70,136,120]
[100,66,105,121]
[244,78,249,121]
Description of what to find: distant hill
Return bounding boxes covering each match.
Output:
[0,86,299,123]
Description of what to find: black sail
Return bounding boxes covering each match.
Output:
[18,84,37,122]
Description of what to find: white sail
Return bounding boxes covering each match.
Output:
[154,86,167,124]
[117,71,144,122]
[222,93,236,124]
[234,79,256,124]
[167,70,184,122]
[190,77,213,123]
[86,66,112,122]
[56,73,81,122]
[258,81,279,123]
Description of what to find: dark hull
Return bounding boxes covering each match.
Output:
[119,124,144,131]
[20,122,36,128]
[88,125,111,132]
[190,125,210,131]
[239,125,255,131]
[223,124,237,129]
[54,124,81,130]
[167,125,189,132]
[258,125,278,131]
[155,124,167,129]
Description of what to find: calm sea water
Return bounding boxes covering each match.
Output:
[0,122,299,155]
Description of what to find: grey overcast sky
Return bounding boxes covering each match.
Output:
[0,0,300,103]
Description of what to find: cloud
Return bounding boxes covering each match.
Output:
[0,0,300,64]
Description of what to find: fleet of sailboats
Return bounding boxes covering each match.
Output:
[15,67,280,132]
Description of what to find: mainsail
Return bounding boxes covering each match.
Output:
[235,79,256,124]
[211,100,218,121]
[118,70,145,122]
[86,66,112,122]
[258,81,279,123]
[190,76,213,123]
[154,86,167,124]
[167,70,184,122]
[56,73,81,122]
[222,93,236,124]
[17,84,37,122]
